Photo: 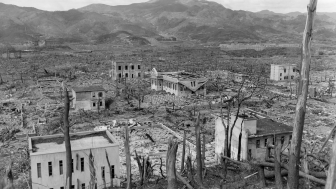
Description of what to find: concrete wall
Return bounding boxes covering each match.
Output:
[215,116,291,162]
[31,146,120,189]
[247,134,291,161]
[270,64,297,81]
[111,61,143,81]
[73,91,106,111]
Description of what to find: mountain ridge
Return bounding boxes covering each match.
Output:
[0,1,334,44]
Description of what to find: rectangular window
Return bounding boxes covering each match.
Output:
[93,102,96,107]
[111,165,115,178]
[131,65,134,70]
[293,69,295,72]
[101,166,105,180]
[118,73,121,78]
[98,92,103,97]
[138,65,141,69]
[61,187,64,189]
[280,73,282,76]
[99,101,103,106]
[138,73,141,77]
[125,66,128,70]
[118,66,121,70]
[82,184,85,189]
[48,162,52,176]
[125,73,128,78]
[81,158,84,172]
[71,185,74,189]
[72,159,74,173]
[284,69,286,73]
[264,139,268,147]
[37,163,41,178]
[132,74,134,78]
[256,140,260,148]
[59,160,63,175]
[281,136,285,144]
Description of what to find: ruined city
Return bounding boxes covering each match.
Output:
[0,0,335,189]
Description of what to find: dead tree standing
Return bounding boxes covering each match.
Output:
[275,137,283,189]
[287,1,318,188]
[325,137,336,189]
[63,89,72,189]
[124,125,132,189]
[195,113,203,185]
[166,138,178,189]
[181,131,186,173]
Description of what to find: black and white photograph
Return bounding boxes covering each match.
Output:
[0,0,335,188]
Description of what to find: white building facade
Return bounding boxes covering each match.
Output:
[29,131,120,189]
[270,64,298,81]
[150,68,208,96]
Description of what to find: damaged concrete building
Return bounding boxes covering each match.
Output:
[71,86,106,111]
[215,109,293,162]
[270,64,298,81]
[29,130,121,189]
[110,60,143,81]
[150,68,208,96]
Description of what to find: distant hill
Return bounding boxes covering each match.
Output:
[0,0,335,44]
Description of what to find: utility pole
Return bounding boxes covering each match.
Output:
[287,1,317,188]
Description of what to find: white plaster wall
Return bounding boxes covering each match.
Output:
[31,146,120,189]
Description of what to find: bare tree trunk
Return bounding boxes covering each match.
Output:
[134,150,144,185]
[167,138,178,189]
[275,137,283,189]
[186,155,196,187]
[195,113,203,184]
[181,131,186,173]
[325,138,336,189]
[202,134,206,172]
[258,166,266,187]
[124,125,132,189]
[64,89,72,189]
[287,1,317,188]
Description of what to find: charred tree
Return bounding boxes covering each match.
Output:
[325,137,336,189]
[63,89,72,189]
[166,138,178,189]
[287,1,318,188]
[124,124,132,189]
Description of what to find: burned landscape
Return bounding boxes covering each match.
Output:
[0,0,336,189]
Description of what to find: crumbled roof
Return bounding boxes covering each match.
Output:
[256,118,293,135]
[72,86,106,92]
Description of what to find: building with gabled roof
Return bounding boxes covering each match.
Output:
[29,130,120,189]
[150,68,208,96]
[71,85,106,111]
[215,109,293,162]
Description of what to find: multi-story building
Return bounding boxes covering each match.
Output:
[150,68,208,96]
[110,60,143,81]
[270,64,298,81]
[215,109,293,162]
[29,130,120,189]
[71,86,106,111]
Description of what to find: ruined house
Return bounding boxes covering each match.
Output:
[150,68,208,96]
[29,130,120,189]
[270,64,298,81]
[71,86,106,111]
[109,60,143,81]
[215,109,293,162]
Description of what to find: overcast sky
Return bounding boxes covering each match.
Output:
[0,0,335,13]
